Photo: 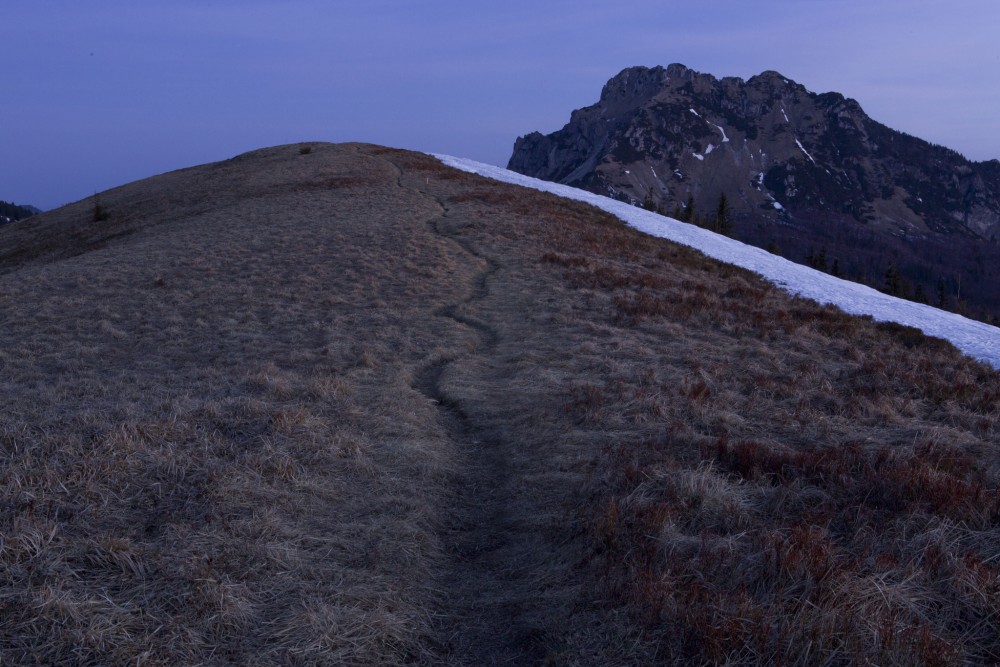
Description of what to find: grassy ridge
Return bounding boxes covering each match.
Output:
[0,143,997,665]
[406,159,1000,664]
[0,145,474,664]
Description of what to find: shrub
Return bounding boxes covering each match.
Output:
[91,195,109,222]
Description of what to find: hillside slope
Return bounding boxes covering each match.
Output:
[443,154,1000,370]
[1,143,998,665]
[509,64,1000,322]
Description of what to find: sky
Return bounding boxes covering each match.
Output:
[3,0,1000,211]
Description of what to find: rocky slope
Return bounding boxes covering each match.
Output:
[509,64,1000,320]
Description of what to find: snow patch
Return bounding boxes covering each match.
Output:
[773,201,784,210]
[781,108,789,123]
[705,143,715,155]
[714,124,730,142]
[692,153,704,161]
[795,138,817,165]
[433,154,1000,369]
[689,108,701,117]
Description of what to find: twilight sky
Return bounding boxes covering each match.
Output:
[3,0,999,210]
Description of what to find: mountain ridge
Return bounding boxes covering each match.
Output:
[508,64,1000,321]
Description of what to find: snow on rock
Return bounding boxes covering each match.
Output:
[692,153,704,161]
[795,138,818,165]
[433,154,1000,370]
[689,108,701,117]
[714,124,730,142]
[781,108,790,123]
[705,143,715,155]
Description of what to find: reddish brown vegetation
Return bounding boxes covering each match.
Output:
[518,186,1000,663]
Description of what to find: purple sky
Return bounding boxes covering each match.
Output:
[4,0,1000,210]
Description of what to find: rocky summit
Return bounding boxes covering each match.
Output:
[509,64,1000,321]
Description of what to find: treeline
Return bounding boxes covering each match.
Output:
[671,192,734,237]
[0,200,37,224]
[800,245,998,325]
[632,189,735,237]
[627,191,1000,326]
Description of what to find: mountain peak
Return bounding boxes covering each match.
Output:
[749,69,794,85]
[508,65,1000,321]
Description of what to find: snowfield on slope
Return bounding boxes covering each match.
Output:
[434,155,1000,370]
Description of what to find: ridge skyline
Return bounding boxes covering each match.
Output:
[4,1,999,210]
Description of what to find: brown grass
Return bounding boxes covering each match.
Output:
[419,164,1000,664]
[1,142,998,665]
[0,144,474,664]
[527,212,1000,663]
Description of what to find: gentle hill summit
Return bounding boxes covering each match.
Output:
[1,143,998,664]
[509,64,1000,322]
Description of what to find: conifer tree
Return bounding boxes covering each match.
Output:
[91,194,109,222]
[715,193,733,236]
[883,265,901,296]
[806,248,829,272]
[815,247,828,273]
[642,190,656,211]
[683,194,695,223]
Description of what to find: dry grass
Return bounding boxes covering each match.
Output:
[0,144,476,664]
[514,200,1000,664]
[1,142,998,665]
[402,165,1000,664]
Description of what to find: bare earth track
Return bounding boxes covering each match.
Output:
[381,151,558,664]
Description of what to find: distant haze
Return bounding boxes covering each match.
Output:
[3,0,999,210]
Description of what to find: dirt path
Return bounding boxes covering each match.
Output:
[375,154,549,665]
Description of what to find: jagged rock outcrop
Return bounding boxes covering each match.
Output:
[509,64,1000,320]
